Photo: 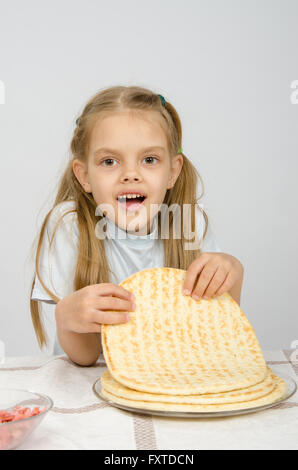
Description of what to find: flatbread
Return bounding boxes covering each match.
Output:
[100,375,287,412]
[101,267,268,394]
[100,367,278,404]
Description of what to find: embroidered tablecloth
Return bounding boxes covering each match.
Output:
[0,350,297,450]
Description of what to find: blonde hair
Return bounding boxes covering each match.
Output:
[30,85,209,347]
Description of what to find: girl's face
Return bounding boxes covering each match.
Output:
[73,110,183,235]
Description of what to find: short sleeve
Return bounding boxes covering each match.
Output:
[31,201,79,303]
[196,205,221,253]
[200,222,221,252]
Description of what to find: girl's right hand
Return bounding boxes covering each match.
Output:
[55,283,136,334]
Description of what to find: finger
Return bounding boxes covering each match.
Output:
[182,255,210,295]
[94,283,134,301]
[203,267,228,298]
[91,310,130,325]
[88,323,102,333]
[191,264,218,299]
[94,296,135,312]
[213,272,235,297]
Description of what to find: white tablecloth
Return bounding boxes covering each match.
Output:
[0,350,297,450]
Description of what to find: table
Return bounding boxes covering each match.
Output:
[0,350,297,450]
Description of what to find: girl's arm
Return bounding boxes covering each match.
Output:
[55,303,102,366]
[54,283,133,367]
[183,253,244,306]
[228,266,244,306]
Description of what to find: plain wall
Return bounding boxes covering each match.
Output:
[0,0,297,356]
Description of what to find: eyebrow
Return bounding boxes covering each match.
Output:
[93,146,166,158]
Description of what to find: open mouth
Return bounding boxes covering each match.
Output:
[117,195,147,212]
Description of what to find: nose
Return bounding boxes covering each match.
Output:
[122,175,140,182]
[120,167,142,183]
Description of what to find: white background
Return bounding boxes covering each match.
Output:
[0,0,297,356]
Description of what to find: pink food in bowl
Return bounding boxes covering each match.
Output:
[0,405,46,423]
[0,389,53,450]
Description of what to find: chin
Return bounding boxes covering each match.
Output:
[117,214,149,235]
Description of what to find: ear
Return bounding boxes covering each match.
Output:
[167,154,183,189]
[72,159,92,193]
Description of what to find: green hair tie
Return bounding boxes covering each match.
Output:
[157,94,166,106]
[178,146,183,154]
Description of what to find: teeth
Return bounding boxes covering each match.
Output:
[118,194,145,200]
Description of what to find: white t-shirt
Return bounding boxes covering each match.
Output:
[31,200,221,354]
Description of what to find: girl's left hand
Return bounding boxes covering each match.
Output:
[182,252,244,300]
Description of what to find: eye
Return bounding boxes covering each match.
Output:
[143,156,158,165]
[100,156,158,167]
[101,158,118,167]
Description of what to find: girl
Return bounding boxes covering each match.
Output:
[30,85,244,366]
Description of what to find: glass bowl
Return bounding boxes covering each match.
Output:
[0,389,53,450]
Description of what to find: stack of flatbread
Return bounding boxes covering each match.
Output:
[101,267,286,412]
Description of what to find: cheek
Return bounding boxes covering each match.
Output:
[89,168,115,189]
[147,167,169,187]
